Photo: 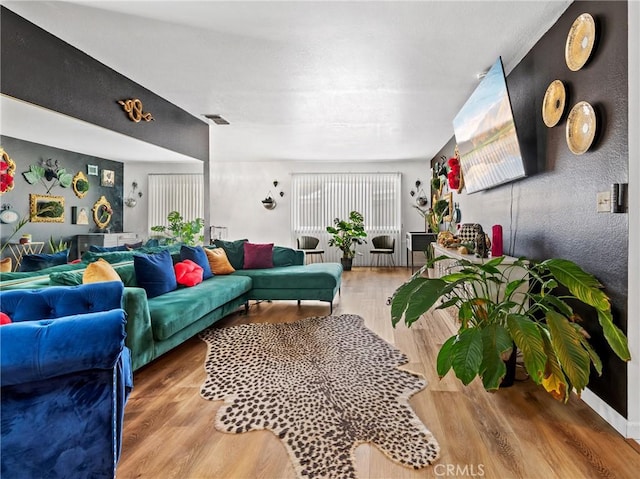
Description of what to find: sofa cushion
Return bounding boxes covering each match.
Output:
[272,246,304,267]
[20,249,69,272]
[148,275,252,341]
[89,244,127,253]
[204,247,235,275]
[83,259,121,284]
[180,245,213,280]
[174,260,204,287]
[243,242,274,269]
[232,263,342,290]
[213,239,247,270]
[134,250,177,299]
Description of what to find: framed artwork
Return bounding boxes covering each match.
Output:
[29,194,65,223]
[101,169,115,187]
[72,171,90,198]
[92,195,113,229]
[71,206,89,225]
[442,192,453,223]
[87,164,99,176]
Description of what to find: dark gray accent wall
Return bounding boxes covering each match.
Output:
[431,1,628,416]
[1,135,124,260]
[0,6,209,162]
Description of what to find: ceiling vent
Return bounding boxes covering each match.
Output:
[203,114,230,125]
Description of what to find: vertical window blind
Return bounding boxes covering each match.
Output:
[148,174,204,236]
[291,173,402,265]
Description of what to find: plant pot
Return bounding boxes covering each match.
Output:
[500,344,517,388]
[340,257,353,271]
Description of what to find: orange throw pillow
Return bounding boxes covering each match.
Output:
[204,247,235,275]
[1,257,12,273]
[83,258,122,284]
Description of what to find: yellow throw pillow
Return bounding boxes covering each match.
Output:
[204,247,235,275]
[0,257,12,273]
[83,258,122,284]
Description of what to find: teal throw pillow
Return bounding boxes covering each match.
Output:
[213,239,248,270]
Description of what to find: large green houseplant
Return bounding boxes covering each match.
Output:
[390,255,630,402]
[150,211,204,246]
[326,210,367,271]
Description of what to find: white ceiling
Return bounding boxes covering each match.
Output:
[1,0,571,163]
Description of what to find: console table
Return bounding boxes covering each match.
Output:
[406,232,437,272]
[6,242,45,271]
[431,243,528,306]
[76,233,138,259]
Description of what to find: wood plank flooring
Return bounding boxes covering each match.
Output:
[118,267,640,479]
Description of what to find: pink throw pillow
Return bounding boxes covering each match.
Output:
[174,259,204,287]
[243,242,274,269]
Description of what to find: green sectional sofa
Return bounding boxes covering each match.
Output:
[44,246,342,371]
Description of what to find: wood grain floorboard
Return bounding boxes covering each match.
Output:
[117,267,640,479]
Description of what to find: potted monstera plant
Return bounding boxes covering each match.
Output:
[390,255,630,401]
[326,210,367,271]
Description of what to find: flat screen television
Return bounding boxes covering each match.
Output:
[452,57,526,194]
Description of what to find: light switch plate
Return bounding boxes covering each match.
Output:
[597,191,611,213]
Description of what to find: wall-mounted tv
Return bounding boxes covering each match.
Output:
[452,57,526,194]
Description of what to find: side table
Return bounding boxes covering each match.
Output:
[6,242,45,271]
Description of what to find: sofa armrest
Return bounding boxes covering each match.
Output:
[0,309,127,387]
[122,287,155,370]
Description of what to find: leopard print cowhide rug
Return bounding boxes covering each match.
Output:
[199,314,440,479]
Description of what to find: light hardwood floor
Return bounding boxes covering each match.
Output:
[118,267,640,479]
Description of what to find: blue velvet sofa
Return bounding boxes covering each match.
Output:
[0,282,132,479]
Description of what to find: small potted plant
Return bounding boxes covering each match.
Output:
[390,255,630,400]
[151,211,204,246]
[326,210,367,271]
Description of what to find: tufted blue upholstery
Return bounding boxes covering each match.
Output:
[0,281,132,479]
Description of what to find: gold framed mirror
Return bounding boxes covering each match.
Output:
[92,195,113,229]
[442,192,453,223]
[72,171,90,198]
[29,194,65,223]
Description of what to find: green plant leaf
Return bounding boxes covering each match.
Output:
[22,165,44,184]
[596,309,631,361]
[436,335,457,377]
[403,279,448,327]
[479,324,512,390]
[58,172,73,188]
[543,258,610,311]
[451,328,483,386]
[390,277,428,326]
[546,310,591,394]
[540,332,570,402]
[506,314,547,384]
[572,323,603,376]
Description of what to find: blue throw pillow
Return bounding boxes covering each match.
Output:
[89,244,128,253]
[213,239,248,270]
[20,249,69,272]
[133,249,177,298]
[180,245,213,280]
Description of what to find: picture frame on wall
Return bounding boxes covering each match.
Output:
[29,194,65,223]
[87,164,99,176]
[71,206,89,225]
[101,169,115,187]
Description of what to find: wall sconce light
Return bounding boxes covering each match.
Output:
[262,180,284,210]
[124,181,143,208]
[410,180,428,206]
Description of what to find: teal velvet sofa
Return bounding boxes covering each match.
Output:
[47,246,342,371]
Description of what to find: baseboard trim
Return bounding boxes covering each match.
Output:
[581,388,635,438]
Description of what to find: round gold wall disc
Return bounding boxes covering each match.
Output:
[566,101,596,155]
[542,80,566,127]
[565,13,596,71]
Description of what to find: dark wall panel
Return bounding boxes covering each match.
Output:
[0,6,208,162]
[431,1,628,415]
[1,135,125,260]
